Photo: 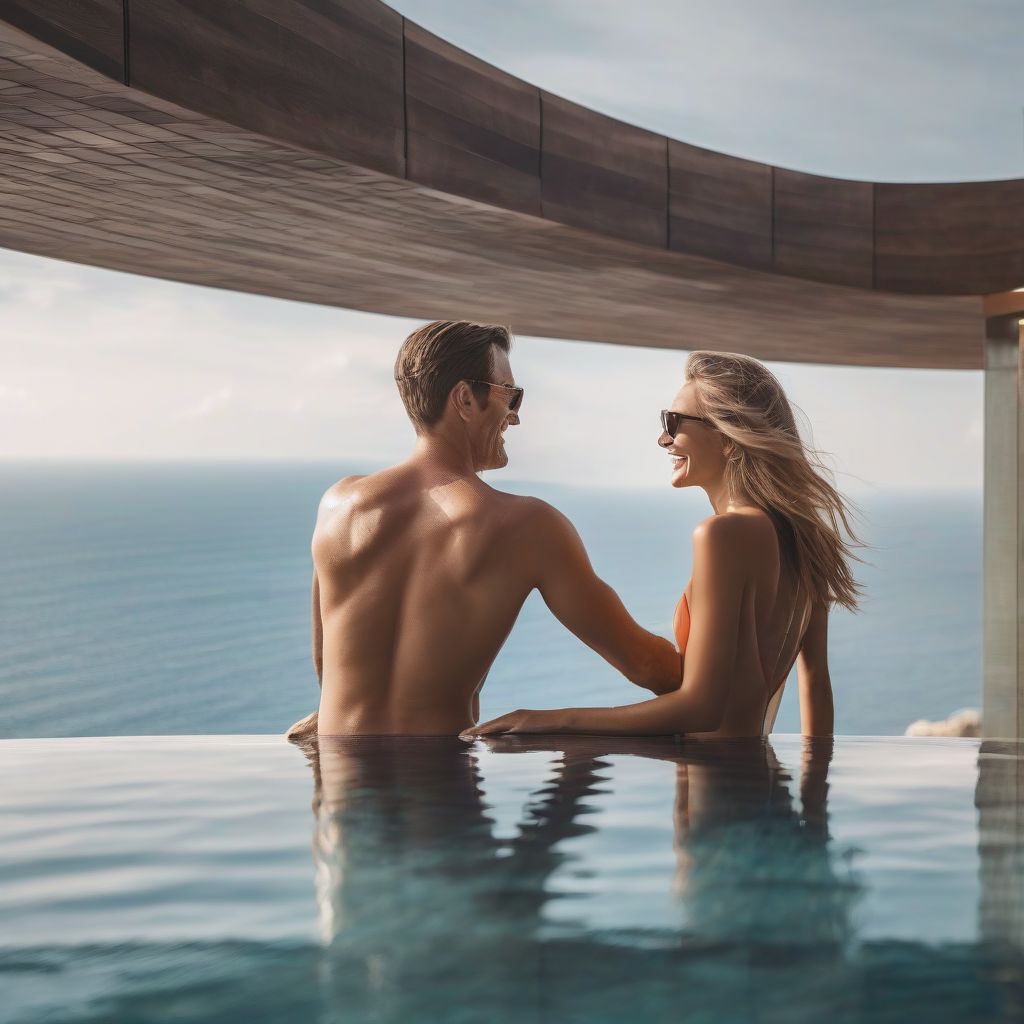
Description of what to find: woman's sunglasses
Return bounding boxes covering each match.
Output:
[465,380,524,414]
[660,410,709,436]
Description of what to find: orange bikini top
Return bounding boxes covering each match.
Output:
[673,593,691,654]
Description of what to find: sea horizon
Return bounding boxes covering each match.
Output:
[1,461,982,740]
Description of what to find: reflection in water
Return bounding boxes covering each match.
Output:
[976,740,1024,1023]
[977,740,1024,949]
[669,738,859,949]
[302,735,866,1020]
[305,736,605,1018]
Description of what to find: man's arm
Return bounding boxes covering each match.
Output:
[311,568,323,686]
[797,602,833,737]
[286,568,323,740]
[526,501,681,694]
[463,515,748,738]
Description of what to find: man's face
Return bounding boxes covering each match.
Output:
[475,347,521,471]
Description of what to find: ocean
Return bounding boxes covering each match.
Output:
[0,462,981,738]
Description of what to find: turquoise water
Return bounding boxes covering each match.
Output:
[1,735,1020,1023]
[0,462,981,738]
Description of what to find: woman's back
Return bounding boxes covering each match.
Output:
[681,510,811,738]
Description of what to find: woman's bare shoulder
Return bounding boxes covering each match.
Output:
[691,510,774,549]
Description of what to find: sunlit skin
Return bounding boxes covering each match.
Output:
[286,345,680,738]
[463,381,835,740]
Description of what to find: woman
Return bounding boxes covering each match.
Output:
[463,351,861,740]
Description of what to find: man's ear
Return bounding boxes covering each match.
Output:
[451,381,476,423]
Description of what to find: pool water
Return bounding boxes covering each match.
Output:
[1,735,1021,1023]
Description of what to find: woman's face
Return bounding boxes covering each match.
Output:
[658,381,728,489]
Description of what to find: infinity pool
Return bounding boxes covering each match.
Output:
[2,735,1021,1023]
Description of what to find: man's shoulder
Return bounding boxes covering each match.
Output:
[484,491,576,543]
[329,473,370,496]
[313,470,415,554]
[318,474,369,513]
[324,464,451,525]
[480,487,553,518]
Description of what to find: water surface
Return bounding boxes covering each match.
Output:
[2,734,1020,1023]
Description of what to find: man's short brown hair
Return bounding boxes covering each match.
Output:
[394,320,513,431]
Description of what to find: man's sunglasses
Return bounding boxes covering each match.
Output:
[465,379,524,414]
[660,409,709,436]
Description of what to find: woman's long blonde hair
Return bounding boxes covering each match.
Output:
[686,350,862,611]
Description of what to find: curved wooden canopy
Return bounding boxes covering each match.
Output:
[1,0,1020,368]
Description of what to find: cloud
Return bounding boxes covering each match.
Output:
[179,386,234,420]
[319,351,351,372]
[0,258,85,310]
[0,249,417,461]
[0,383,35,413]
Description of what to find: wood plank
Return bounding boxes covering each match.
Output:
[875,180,1024,293]
[0,0,123,79]
[404,22,540,215]
[876,250,1024,296]
[669,141,771,269]
[541,92,667,247]
[773,168,873,288]
[129,0,405,176]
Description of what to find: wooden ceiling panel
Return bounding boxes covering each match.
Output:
[0,0,123,80]
[404,23,540,215]
[875,180,1024,293]
[773,169,874,288]
[669,141,772,270]
[129,0,405,177]
[540,92,668,248]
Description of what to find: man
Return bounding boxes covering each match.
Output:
[287,320,680,737]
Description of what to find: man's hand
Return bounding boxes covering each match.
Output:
[286,710,318,740]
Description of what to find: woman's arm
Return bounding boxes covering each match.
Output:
[797,602,833,737]
[464,515,747,738]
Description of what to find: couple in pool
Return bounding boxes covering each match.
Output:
[287,319,860,742]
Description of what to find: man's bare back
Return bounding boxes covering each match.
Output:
[287,321,680,738]
[316,465,545,734]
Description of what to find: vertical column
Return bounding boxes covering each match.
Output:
[976,741,1024,953]
[983,294,1024,740]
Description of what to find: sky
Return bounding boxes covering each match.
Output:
[3,0,1010,490]
[0,248,982,491]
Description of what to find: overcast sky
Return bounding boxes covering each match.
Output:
[0,248,982,491]
[3,0,1009,490]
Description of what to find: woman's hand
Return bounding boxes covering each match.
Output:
[460,708,564,741]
